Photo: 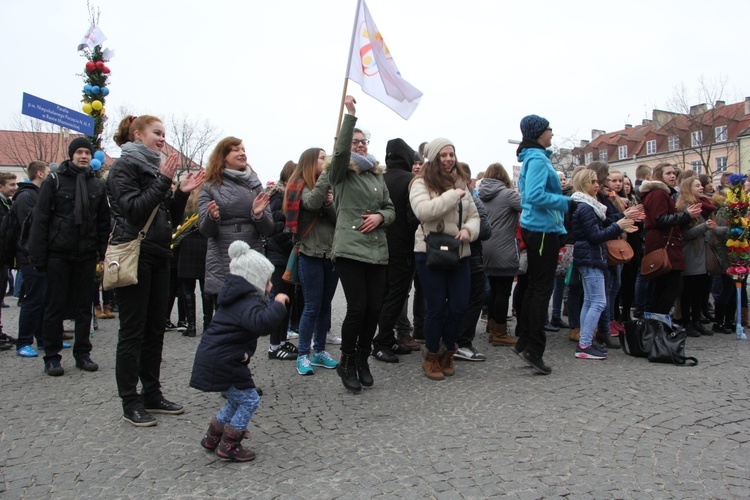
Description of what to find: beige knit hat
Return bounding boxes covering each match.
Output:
[425,138,455,164]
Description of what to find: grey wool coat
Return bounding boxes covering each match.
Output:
[198,169,274,295]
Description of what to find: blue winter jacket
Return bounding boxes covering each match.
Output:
[517,147,569,234]
[571,202,622,271]
[190,274,287,392]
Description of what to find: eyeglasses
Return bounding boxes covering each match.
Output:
[352,139,369,146]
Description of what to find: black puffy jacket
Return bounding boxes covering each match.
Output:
[28,161,110,265]
[107,156,188,259]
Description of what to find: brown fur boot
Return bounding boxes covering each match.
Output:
[422,350,444,380]
[440,349,456,376]
[491,323,517,346]
[569,327,580,343]
[200,417,224,450]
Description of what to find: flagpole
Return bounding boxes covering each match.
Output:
[333,0,363,151]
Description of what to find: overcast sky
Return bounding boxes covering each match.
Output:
[2,0,749,183]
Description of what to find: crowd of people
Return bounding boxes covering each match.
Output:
[0,96,744,462]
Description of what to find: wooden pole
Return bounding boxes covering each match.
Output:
[333,0,362,152]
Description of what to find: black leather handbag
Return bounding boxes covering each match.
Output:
[620,319,698,366]
[424,201,462,270]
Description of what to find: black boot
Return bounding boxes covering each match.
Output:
[336,353,362,393]
[355,348,374,388]
[202,293,214,332]
[183,292,197,337]
[595,331,619,349]
[693,321,713,336]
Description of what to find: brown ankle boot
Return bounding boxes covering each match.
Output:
[491,323,517,346]
[94,305,107,320]
[103,305,116,319]
[440,349,456,376]
[200,417,224,450]
[422,351,444,380]
[216,424,255,462]
[569,327,580,343]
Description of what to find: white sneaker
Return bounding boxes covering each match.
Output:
[287,329,299,339]
[326,331,342,345]
[453,346,486,362]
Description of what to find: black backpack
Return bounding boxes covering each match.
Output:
[0,173,59,267]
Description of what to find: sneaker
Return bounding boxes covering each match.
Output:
[16,345,38,357]
[166,321,179,331]
[44,359,64,376]
[176,321,188,331]
[144,397,184,415]
[75,354,99,372]
[287,328,299,339]
[123,408,157,427]
[713,323,732,334]
[520,351,552,375]
[62,342,72,349]
[296,355,314,375]
[267,344,298,360]
[310,351,339,369]
[325,331,342,345]
[0,341,12,351]
[372,348,399,363]
[575,344,608,360]
[453,346,486,362]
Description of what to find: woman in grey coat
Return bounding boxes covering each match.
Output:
[199,137,274,303]
[479,163,522,346]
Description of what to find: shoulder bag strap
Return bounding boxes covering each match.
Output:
[297,213,320,242]
[663,226,674,249]
[139,206,160,238]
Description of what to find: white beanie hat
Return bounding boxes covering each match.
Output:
[228,240,274,293]
[425,138,455,164]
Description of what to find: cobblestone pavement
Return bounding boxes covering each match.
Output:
[1,288,749,499]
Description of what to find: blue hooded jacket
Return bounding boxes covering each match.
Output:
[517,147,569,234]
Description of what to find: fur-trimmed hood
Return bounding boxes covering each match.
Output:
[639,180,671,195]
[322,156,385,175]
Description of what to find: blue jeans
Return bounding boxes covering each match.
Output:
[298,254,338,357]
[634,267,649,314]
[579,266,607,347]
[17,264,46,349]
[415,253,471,353]
[216,386,260,430]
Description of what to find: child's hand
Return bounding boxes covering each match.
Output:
[275,293,290,306]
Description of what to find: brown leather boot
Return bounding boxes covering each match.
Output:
[491,323,517,346]
[569,327,580,343]
[103,305,116,319]
[200,417,224,450]
[216,424,255,462]
[94,305,107,320]
[440,349,456,376]
[422,351,444,380]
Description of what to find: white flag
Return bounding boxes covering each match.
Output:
[346,0,422,120]
[77,24,107,51]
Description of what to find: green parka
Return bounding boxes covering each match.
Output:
[297,170,336,259]
[328,114,395,264]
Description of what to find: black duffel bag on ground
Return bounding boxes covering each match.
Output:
[620,318,698,366]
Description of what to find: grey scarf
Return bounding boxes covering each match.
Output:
[120,141,162,170]
[224,167,254,182]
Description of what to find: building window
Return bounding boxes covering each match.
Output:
[584,152,593,165]
[691,160,703,174]
[573,155,580,166]
[716,156,728,172]
[618,145,628,160]
[646,140,657,155]
[691,130,703,147]
[598,150,608,161]
[668,136,680,151]
[715,126,728,142]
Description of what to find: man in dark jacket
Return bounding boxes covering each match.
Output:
[28,138,111,376]
[0,172,18,350]
[372,139,420,363]
[14,161,50,357]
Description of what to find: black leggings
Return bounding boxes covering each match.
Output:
[335,258,387,356]
[681,274,709,323]
[488,276,515,326]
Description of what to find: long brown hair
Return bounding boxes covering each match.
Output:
[204,137,254,188]
[283,148,324,214]
[113,115,162,146]
[421,148,461,194]
[484,162,513,189]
